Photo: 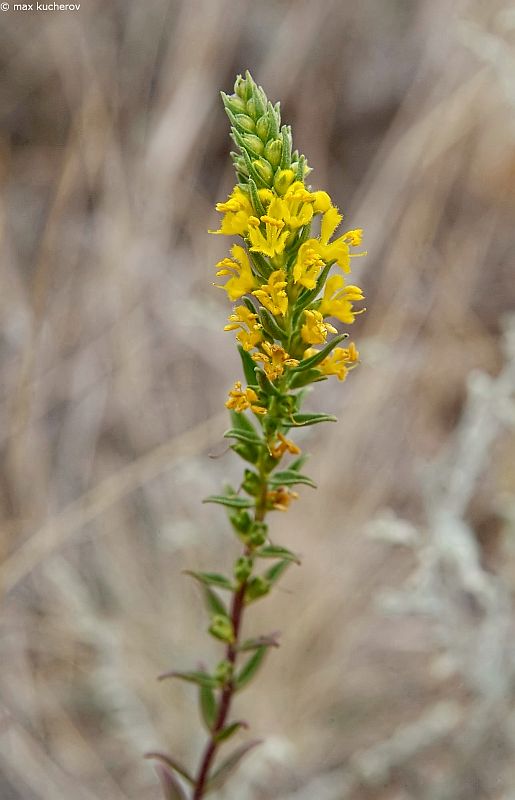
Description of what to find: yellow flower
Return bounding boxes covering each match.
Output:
[280,182,314,230]
[319,274,365,323]
[311,190,332,213]
[267,486,299,511]
[269,432,301,459]
[252,270,288,317]
[225,381,267,415]
[303,342,359,381]
[215,244,257,301]
[224,305,263,351]
[301,309,337,345]
[292,242,325,289]
[252,342,299,380]
[210,186,253,236]
[247,198,289,257]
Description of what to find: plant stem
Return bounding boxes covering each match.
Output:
[192,472,269,799]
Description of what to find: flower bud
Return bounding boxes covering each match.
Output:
[264,139,283,167]
[230,511,252,534]
[214,659,233,685]
[235,114,256,133]
[249,522,267,547]
[242,134,264,156]
[234,556,253,583]
[273,168,295,195]
[245,576,270,602]
[209,615,235,643]
[256,114,269,141]
[246,97,256,118]
[242,469,261,496]
[253,158,274,184]
[234,74,249,100]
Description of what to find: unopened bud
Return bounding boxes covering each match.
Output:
[246,97,256,118]
[245,576,270,602]
[234,74,248,100]
[253,158,274,184]
[249,522,267,547]
[234,556,253,583]
[235,114,256,133]
[242,134,264,156]
[256,114,269,141]
[264,139,283,167]
[273,168,295,195]
[209,615,235,643]
[214,659,233,685]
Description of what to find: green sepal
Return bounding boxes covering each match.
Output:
[145,752,195,786]
[157,670,217,688]
[290,333,349,373]
[258,307,287,340]
[237,345,259,386]
[205,740,262,793]
[248,178,265,217]
[229,510,252,535]
[199,684,217,731]
[184,571,234,591]
[242,469,261,497]
[256,544,301,564]
[214,720,248,744]
[209,614,235,643]
[224,427,262,446]
[235,646,268,690]
[267,101,279,138]
[203,494,254,509]
[265,559,291,585]
[284,412,338,427]
[202,586,228,617]
[269,469,317,488]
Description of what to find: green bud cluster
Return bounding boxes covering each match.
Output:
[221,70,311,190]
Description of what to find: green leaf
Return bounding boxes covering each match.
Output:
[288,453,309,472]
[294,262,334,317]
[236,646,269,690]
[255,367,282,397]
[155,766,188,800]
[237,632,281,651]
[237,345,259,386]
[214,720,248,743]
[206,740,262,793]
[280,125,291,169]
[269,469,317,488]
[184,571,234,591]
[288,369,327,389]
[265,559,291,585]
[224,427,262,446]
[145,752,194,786]
[290,333,349,373]
[202,586,228,617]
[256,545,301,564]
[203,494,253,509]
[285,412,337,427]
[199,684,217,731]
[157,670,217,688]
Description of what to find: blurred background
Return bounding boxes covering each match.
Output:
[1,0,515,798]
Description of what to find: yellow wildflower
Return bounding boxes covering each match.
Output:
[280,182,314,230]
[210,186,253,236]
[247,197,289,257]
[293,242,325,289]
[267,486,299,511]
[319,274,365,323]
[215,244,257,301]
[252,270,288,317]
[225,381,267,415]
[269,432,301,459]
[301,309,337,345]
[252,342,299,380]
[303,342,359,381]
[224,306,263,351]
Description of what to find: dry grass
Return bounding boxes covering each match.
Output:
[1,1,515,798]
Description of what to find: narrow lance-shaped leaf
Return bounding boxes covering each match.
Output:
[199,684,217,731]
[214,720,248,743]
[155,766,187,800]
[237,345,259,386]
[284,412,338,428]
[289,333,349,374]
[256,544,301,563]
[269,469,317,488]
[205,740,263,794]
[203,494,254,509]
[184,571,234,591]
[157,670,217,689]
[202,585,228,617]
[236,646,269,690]
[223,427,262,446]
[145,753,195,786]
[265,559,291,586]
[237,632,281,652]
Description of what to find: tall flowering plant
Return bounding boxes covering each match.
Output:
[148,72,366,800]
